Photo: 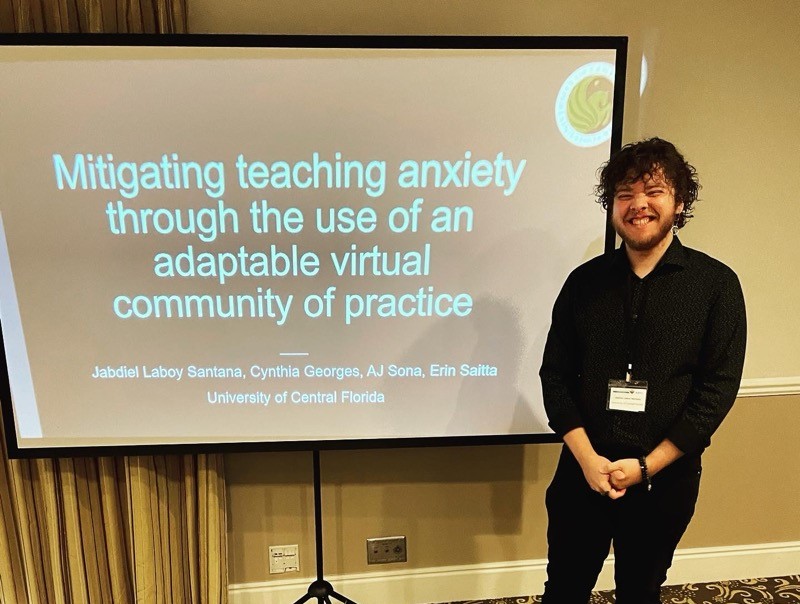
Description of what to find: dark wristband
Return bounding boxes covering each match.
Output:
[639,456,652,492]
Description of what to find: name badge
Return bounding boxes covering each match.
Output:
[607,379,648,413]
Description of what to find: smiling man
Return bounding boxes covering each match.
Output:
[539,138,746,603]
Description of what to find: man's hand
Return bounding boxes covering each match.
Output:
[563,427,627,499]
[606,439,685,490]
[606,458,644,490]
[580,454,627,499]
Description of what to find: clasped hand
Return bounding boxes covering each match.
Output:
[580,456,643,499]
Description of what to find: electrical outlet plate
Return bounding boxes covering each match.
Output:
[269,544,299,574]
[366,536,407,564]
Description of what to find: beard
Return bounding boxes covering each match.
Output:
[614,216,674,252]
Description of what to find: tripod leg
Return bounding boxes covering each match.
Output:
[330,590,358,604]
[292,594,313,604]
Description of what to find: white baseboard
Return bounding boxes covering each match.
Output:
[738,377,800,397]
[228,541,800,604]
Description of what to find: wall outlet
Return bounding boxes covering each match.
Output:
[269,544,299,574]
[366,536,407,564]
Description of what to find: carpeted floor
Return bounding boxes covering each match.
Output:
[437,575,800,603]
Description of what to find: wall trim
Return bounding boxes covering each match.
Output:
[738,377,800,397]
[228,541,800,604]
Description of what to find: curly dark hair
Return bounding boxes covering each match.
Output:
[595,137,701,229]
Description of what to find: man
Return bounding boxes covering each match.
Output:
[539,138,746,603]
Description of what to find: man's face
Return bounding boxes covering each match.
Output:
[611,170,684,252]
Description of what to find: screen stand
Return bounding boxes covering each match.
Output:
[293,449,359,604]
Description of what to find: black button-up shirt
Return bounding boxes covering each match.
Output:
[540,237,746,456]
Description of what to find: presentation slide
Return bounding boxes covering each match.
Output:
[0,40,621,451]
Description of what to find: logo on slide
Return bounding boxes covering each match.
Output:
[555,62,615,148]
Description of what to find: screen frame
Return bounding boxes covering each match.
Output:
[0,33,627,459]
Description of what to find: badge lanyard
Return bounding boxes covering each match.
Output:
[607,273,650,413]
[624,274,649,381]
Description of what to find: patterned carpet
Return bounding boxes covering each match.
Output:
[437,575,800,603]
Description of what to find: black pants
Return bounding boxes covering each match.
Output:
[541,446,701,604]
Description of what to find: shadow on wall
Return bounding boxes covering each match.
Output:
[325,443,533,536]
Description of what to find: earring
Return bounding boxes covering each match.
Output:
[672,219,679,235]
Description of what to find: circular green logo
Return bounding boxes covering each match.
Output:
[567,76,613,134]
[555,62,615,147]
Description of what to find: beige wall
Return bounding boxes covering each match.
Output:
[186,0,800,586]
[226,395,800,583]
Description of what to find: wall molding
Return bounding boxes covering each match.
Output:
[228,541,800,604]
[738,377,800,397]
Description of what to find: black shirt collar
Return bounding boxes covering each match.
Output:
[609,236,689,274]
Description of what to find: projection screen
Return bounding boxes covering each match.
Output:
[0,35,626,456]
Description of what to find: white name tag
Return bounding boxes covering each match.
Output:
[607,379,648,413]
